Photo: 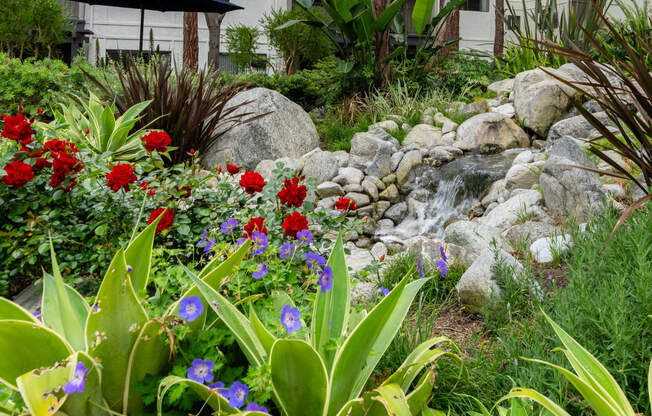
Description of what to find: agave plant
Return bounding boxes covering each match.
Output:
[498,311,652,416]
[54,93,154,161]
[159,236,463,415]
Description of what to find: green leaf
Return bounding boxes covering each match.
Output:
[86,249,148,411]
[499,388,571,416]
[411,0,435,35]
[328,275,430,415]
[370,384,411,416]
[406,371,434,415]
[60,352,110,416]
[0,320,72,390]
[125,213,162,295]
[312,234,350,368]
[157,376,237,416]
[16,355,73,416]
[0,297,38,322]
[249,303,276,356]
[373,0,407,31]
[270,339,328,416]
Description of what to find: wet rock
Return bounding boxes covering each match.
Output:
[479,189,544,231]
[396,150,423,185]
[384,202,408,223]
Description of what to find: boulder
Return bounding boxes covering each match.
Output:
[350,132,394,177]
[384,202,408,223]
[333,167,365,186]
[404,236,445,262]
[361,177,379,201]
[456,249,524,312]
[302,151,339,183]
[547,112,613,142]
[316,181,344,198]
[488,78,515,97]
[539,137,605,222]
[479,189,544,231]
[529,234,573,263]
[504,162,542,190]
[444,220,511,265]
[491,103,516,118]
[369,120,400,133]
[428,147,455,163]
[459,100,489,118]
[512,150,534,165]
[456,113,530,153]
[403,124,443,148]
[254,159,277,179]
[396,150,423,185]
[203,88,319,169]
[345,192,371,208]
[502,221,558,247]
[481,179,508,208]
[390,152,404,172]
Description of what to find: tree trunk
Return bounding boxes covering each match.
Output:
[372,0,392,86]
[494,0,504,56]
[439,0,460,55]
[204,12,225,70]
[183,12,199,72]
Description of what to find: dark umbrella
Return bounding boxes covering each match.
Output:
[81,0,243,52]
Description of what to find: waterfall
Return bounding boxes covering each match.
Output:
[416,176,467,238]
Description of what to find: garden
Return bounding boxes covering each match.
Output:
[0,0,650,414]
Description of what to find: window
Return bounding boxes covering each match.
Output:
[463,0,489,12]
[505,14,521,30]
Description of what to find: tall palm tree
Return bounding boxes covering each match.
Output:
[183,11,199,71]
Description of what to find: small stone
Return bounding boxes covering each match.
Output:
[333,167,365,186]
[369,120,400,133]
[377,218,395,229]
[355,238,373,249]
[343,184,365,193]
[317,196,338,210]
[356,205,375,218]
[362,217,378,235]
[371,242,388,259]
[379,184,400,202]
[384,202,408,223]
[345,192,371,208]
[375,200,391,219]
[382,174,397,186]
[365,175,386,191]
[603,183,626,199]
[512,150,534,165]
[529,235,573,263]
[390,152,404,172]
[396,150,422,186]
[361,178,379,201]
[316,181,344,198]
[468,202,485,219]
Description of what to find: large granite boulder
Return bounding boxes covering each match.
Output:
[547,112,613,142]
[455,113,530,153]
[539,136,606,222]
[479,189,545,231]
[443,220,511,265]
[350,132,395,177]
[203,88,320,169]
[403,124,443,148]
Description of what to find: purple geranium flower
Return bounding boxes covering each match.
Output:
[246,402,269,413]
[63,362,89,394]
[251,231,269,256]
[296,229,313,245]
[305,252,326,272]
[380,286,390,297]
[318,265,333,293]
[179,296,204,322]
[227,381,249,409]
[208,381,227,397]
[281,304,302,335]
[435,260,448,277]
[279,242,295,259]
[198,228,208,247]
[253,263,268,279]
[32,310,42,321]
[203,238,216,255]
[220,218,238,233]
[440,246,447,263]
[187,358,214,384]
[417,260,424,277]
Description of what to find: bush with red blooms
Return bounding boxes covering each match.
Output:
[277,177,307,208]
[139,181,156,196]
[148,208,175,233]
[142,131,172,153]
[106,164,137,192]
[243,217,268,237]
[1,113,34,145]
[239,171,266,194]
[1,161,34,188]
[226,164,240,175]
[335,197,357,210]
[282,211,309,238]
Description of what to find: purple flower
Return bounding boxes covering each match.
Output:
[127,265,133,272]
[198,228,208,247]
[179,296,204,322]
[227,381,249,409]
[281,304,302,335]
[318,265,333,294]
[203,238,216,255]
[279,242,295,259]
[246,402,269,413]
[380,286,389,297]
[296,229,313,244]
[208,381,227,397]
[547,274,553,281]
[305,252,326,272]
[63,362,88,394]
[435,260,447,277]
[187,358,214,384]
[93,304,99,313]
[251,231,269,256]
[32,310,41,321]
[220,218,239,233]
[253,263,268,279]
[417,260,424,277]
[440,246,447,263]
[237,237,248,246]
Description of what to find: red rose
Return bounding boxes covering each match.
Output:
[1,113,33,142]
[148,208,175,233]
[217,166,222,173]
[239,171,265,194]
[335,197,357,210]
[2,161,34,188]
[106,164,137,192]
[141,131,172,153]
[244,217,268,238]
[226,164,240,175]
[277,177,307,208]
[44,139,78,153]
[282,211,309,238]
[139,181,156,196]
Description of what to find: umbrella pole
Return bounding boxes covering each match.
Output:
[138,5,144,54]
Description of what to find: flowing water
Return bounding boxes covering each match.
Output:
[377,149,521,243]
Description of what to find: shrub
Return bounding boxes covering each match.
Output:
[225,24,267,72]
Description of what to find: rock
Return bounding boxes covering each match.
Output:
[350,132,394,177]
[390,152,404,172]
[254,159,276,179]
[361,177,379,201]
[512,150,533,165]
[371,242,388,259]
[396,150,423,186]
[481,179,508,208]
[456,249,523,312]
[529,234,573,263]
[345,243,375,274]
[429,147,455,163]
[357,205,375,218]
[403,124,443,148]
[404,236,445,262]
[441,119,459,134]
[539,137,605,222]
[459,100,489,117]
[377,218,394,229]
[444,220,511,265]
[479,189,544,231]
[317,196,338,210]
[596,150,632,175]
[203,88,320,169]
[384,202,408,223]
[468,202,485,219]
[302,151,339,183]
[365,175,385,191]
[369,120,400,133]
[502,221,558,247]
[488,78,515,97]
[485,202,498,213]
[332,151,350,168]
[456,113,530,153]
[420,114,434,125]
[375,201,391,219]
[13,283,42,312]
[441,131,456,144]
[317,181,344,198]
[603,183,626,199]
[513,68,581,137]
[333,167,365,186]
[343,184,365,193]
[382,174,397,186]
[491,103,516,118]
[345,192,371,208]
[355,238,373,249]
[368,128,401,150]
[352,281,380,302]
[547,112,613,142]
[505,162,541,191]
